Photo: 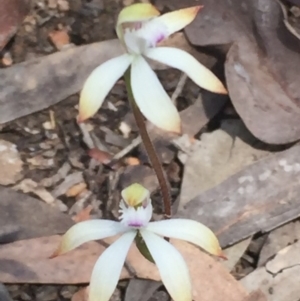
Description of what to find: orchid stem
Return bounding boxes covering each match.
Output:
[124,69,171,218]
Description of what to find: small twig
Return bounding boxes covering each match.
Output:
[111,136,142,161]
[107,169,122,218]
[49,110,56,129]
[124,69,172,218]
[78,122,95,149]
[78,122,110,153]
[90,132,110,152]
[171,73,188,105]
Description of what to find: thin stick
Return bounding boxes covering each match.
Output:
[124,69,172,218]
[112,136,142,161]
[171,73,187,105]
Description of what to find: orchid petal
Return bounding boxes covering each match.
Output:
[78,54,133,122]
[145,47,227,94]
[140,229,192,301]
[89,231,136,301]
[116,3,160,40]
[121,183,150,207]
[156,6,202,38]
[146,219,223,257]
[131,56,181,133]
[55,220,129,255]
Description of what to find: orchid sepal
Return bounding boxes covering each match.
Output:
[156,6,203,38]
[78,54,133,123]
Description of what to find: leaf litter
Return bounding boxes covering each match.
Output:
[163,0,300,144]
[0,235,247,301]
[2,0,300,300]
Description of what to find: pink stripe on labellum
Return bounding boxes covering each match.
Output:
[155,34,165,45]
[128,221,144,227]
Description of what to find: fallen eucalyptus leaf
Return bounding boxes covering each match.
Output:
[179,119,269,209]
[0,0,30,51]
[124,279,162,301]
[241,240,300,301]
[178,144,300,247]
[0,40,123,124]
[0,187,73,242]
[258,221,300,266]
[0,140,23,185]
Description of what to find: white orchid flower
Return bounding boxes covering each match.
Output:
[78,3,227,133]
[55,183,223,301]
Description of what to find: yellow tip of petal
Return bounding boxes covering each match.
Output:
[214,83,228,95]
[49,244,64,259]
[185,5,204,17]
[162,119,181,134]
[118,3,160,26]
[207,236,224,257]
[121,183,150,207]
[180,5,204,21]
[76,114,84,124]
[172,121,182,135]
[77,111,89,123]
[159,5,203,35]
[219,252,228,260]
[78,94,96,123]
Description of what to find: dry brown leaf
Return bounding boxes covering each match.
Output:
[52,172,84,198]
[179,119,268,209]
[0,140,23,185]
[48,29,71,50]
[287,0,300,6]
[72,205,93,223]
[0,188,73,243]
[124,279,162,301]
[241,240,300,301]
[0,0,30,50]
[125,157,140,166]
[66,183,87,197]
[243,291,267,301]
[88,148,112,165]
[0,235,247,301]
[258,221,300,266]
[71,287,89,301]
[118,165,159,194]
[40,162,71,187]
[178,143,300,247]
[13,178,65,209]
[0,39,124,124]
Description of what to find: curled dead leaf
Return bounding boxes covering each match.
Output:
[88,148,112,165]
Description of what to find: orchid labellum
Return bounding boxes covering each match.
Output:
[78,3,227,133]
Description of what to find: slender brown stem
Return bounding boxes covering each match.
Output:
[124,69,171,218]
